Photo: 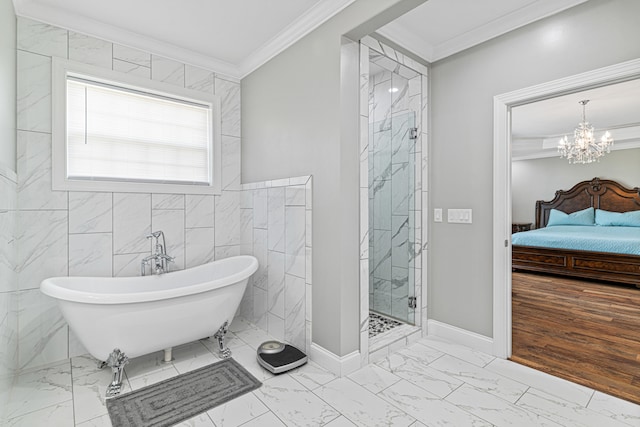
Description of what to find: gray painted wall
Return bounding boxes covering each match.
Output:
[241,0,426,356]
[0,0,16,172]
[430,0,640,337]
[512,148,640,225]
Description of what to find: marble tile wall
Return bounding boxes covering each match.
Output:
[0,170,18,389]
[359,38,428,364]
[15,17,242,371]
[240,176,312,355]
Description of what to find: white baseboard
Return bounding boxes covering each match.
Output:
[427,319,494,355]
[309,343,361,376]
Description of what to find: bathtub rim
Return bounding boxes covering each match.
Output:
[40,255,258,305]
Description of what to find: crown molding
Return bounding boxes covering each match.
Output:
[379,0,588,63]
[14,0,356,80]
[238,0,356,78]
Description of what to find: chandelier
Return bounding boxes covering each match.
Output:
[558,100,614,164]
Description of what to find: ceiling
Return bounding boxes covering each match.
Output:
[13,0,589,79]
[511,78,640,160]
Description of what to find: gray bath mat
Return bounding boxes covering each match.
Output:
[107,358,262,427]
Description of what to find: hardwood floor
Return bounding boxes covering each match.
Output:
[511,271,640,405]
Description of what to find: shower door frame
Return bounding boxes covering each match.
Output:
[358,36,429,365]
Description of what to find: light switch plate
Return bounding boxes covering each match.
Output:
[434,208,442,222]
[448,209,472,224]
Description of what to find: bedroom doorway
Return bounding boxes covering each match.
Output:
[493,58,640,404]
[492,57,640,358]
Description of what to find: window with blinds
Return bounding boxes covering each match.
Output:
[52,58,221,194]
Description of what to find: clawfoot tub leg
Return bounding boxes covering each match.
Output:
[214,321,232,358]
[105,348,129,398]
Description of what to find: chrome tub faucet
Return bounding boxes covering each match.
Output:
[141,230,174,276]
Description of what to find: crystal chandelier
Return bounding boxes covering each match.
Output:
[558,100,614,164]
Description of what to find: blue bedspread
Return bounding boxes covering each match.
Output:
[511,225,640,256]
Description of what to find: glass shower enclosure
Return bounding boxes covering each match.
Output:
[368,62,417,324]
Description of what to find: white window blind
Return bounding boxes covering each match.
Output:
[66,77,212,185]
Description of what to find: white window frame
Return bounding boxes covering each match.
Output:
[52,58,222,195]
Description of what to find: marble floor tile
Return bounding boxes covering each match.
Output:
[233,324,274,350]
[485,357,594,407]
[70,354,104,379]
[586,391,640,426]
[289,361,337,391]
[313,378,415,427]
[516,387,630,427]
[446,384,562,427]
[206,391,269,427]
[325,416,358,426]
[7,331,640,427]
[72,368,131,424]
[429,354,528,403]
[121,350,173,380]
[383,356,462,398]
[127,364,180,390]
[171,341,220,374]
[230,343,274,382]
[347,364,401,394]
[239,411,287,427]
[173,413,216,426]
[5,399,74,427]
[419,336,495,367]
[2,360,72,420]
[76,414,112,427]
[376,341,444,372]
[254,374,340,426]
[379,380,492,427]
[200,331,244,356]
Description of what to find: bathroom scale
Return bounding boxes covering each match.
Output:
[257,341,307,374]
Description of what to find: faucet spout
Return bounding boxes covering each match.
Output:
[141,231,173,276]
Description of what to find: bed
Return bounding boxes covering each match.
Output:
[511,177,640,286]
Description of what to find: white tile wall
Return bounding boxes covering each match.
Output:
[13,16,243,371]
[240,176,313,355]
[0,171,18,386]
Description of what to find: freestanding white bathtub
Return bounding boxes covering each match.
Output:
[40,255,258,363]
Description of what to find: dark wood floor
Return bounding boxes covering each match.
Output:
[511,271,640,405]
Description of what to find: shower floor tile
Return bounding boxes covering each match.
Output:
[369,312,403,338]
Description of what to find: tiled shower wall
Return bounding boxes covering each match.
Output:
[239,176,312,355]
[14,17,241,370]
[0,169,18,388]
[368,65,420,323]
[359,37,428,364]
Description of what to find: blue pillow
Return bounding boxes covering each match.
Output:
[595,209,640,227]
[547,207,595,226]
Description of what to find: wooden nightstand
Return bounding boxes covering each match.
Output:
[512,222,532,233]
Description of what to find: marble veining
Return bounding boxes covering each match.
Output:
[17,210,68,290]
[69,32,112,69]
[185,64,214,94]
[17,17,68,58]
[216,77,241,137]
[113,44,151,67]
[151,55,185,87]
[68,192,112,234]
[17,50,51,133]
[68,233,112,277]
[4,326,639,427]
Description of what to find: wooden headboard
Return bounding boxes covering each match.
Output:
[535,177,640,228]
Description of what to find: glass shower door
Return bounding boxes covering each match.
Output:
[369,111,416,324]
